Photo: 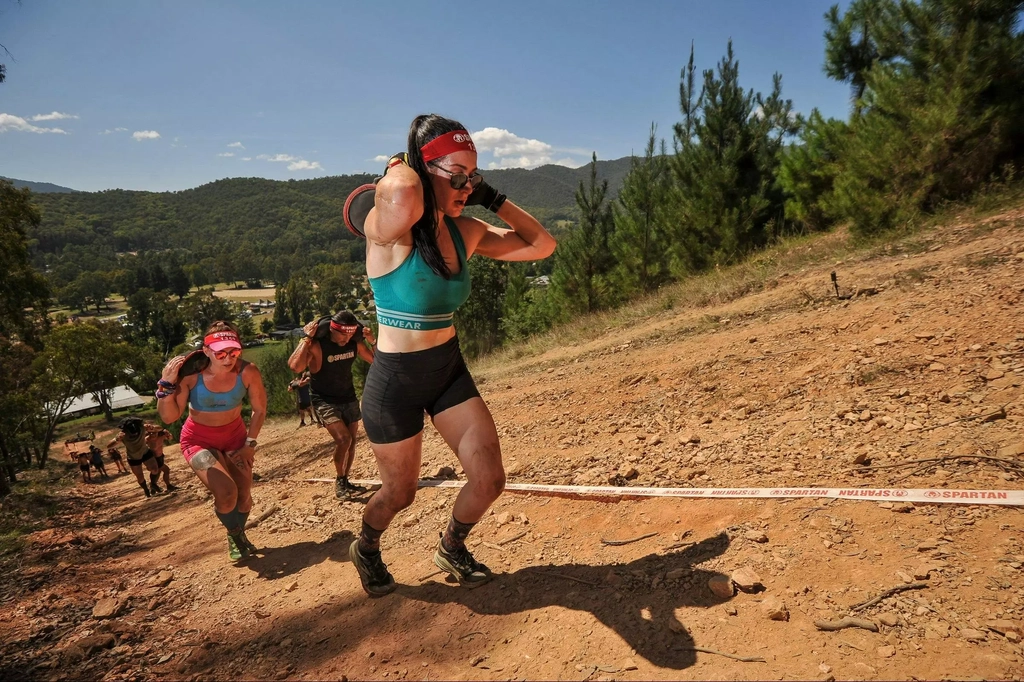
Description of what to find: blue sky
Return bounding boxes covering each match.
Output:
[0,0,852,192]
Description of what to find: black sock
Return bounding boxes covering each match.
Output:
[442,515,476,553]
[150,473,160,488]
[139,480,149,493]
[216,510,242,535]
[357,520,385,556]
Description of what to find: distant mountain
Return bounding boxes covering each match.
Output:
[2,176,78,193]
[24,156,639,285]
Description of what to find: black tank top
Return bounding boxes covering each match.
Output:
[310,335,358,403]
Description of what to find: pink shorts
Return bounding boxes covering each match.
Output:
[179,417,247,465]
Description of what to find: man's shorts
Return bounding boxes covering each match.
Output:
[312,397,361,427]
[127,448,156,467]
[297,400,312,410]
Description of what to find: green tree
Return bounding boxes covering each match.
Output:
[77,271,112,313]
[180,290,235,335]
[167,262,191,299]
[611,125,672,296]
[778,110,848,231]
[0,180,50,346]
[500,265,553,343]
[668,41,798,274]
[454,258,507,357]
[550,154,615,316]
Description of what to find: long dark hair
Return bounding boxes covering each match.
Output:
[408,113,468,279]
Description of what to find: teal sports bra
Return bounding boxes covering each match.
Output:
[189,373,246,412]
[369,216,472,331]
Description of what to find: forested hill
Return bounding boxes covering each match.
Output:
[2,177,79,193]
[24,157,632,285]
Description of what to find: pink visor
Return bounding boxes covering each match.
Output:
[204,331,242,352]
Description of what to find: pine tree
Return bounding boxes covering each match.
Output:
[549,154,615,316]
[611,124,672,296]
[778,110,848,231]
[668,41,797,275]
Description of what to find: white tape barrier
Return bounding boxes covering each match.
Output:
[303,478,1024,506]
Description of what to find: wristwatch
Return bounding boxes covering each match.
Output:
[245,437,258,448]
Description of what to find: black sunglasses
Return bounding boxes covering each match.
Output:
[429,163,484,190]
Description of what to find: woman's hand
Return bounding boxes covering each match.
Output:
[361,325,375,345]
[161,356,186,384]
[226,446,254,473]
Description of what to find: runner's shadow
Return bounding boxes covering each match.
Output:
[399,531,733,670]
[242,529,354,581]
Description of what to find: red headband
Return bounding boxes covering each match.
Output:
[420,130,476,163]
[204,331,240,346]
[330,321,358,332]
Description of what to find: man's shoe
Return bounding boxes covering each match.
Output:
[228,534,250,561]
[142,486,151,498]
[151,484,163,494]
[434,540,492,588]
[349,541,396,596]
[165,483,178,492]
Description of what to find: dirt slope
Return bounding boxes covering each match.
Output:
[2,208,1024,682]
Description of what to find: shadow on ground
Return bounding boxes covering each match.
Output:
[181,532,732,676]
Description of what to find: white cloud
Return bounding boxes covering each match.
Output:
[287,159,323,171]
[241,157,252,161]
[257,153,298,162]
[132,130,161,141]
[256,153,323,171]
[471,127,585,169]
[217,152,235,158]
[31,111,79,122]
[0,113,68,134]
[100,127,129,134]
[373,154,390,163]
[228,141,245,149]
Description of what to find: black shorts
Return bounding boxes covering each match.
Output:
[361,335,480,444]
[297,401,312,410]
[127,449,155,467]
[312,396,361,427]
[79,465,90,472]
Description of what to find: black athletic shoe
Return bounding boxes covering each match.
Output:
[150,484,163,494]
[433,540,492,588]
[335,477,367,501]
[349,541,396,596]
[142,486,151,498]
[165,483,178,492]
[238,531,258,554]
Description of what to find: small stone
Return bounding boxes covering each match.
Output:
[285,581,298,592]
[665,568,686,581]
[929,362,946,372]
[667,618,685,633]
[708,575,734,598]
[859,410,872,421]
[401,514,419,528]
[914,332,936,340]
[435,465,456,479]
[496,512,513,526]
[149,570,174,588]
[92,597,122,619]
[877,645,895,658]
[678,431,701,445]
[985,619,1021,636]
[852,452,869,465]
[961,628,987,642]
[897,570,916,584]
[158,653,174,664]
[744,530,769,543]
[518,513,529,524]
[760,596,789,621]
[984,368,1005,381]
[819,663,833,675]
[913,565,933,580]
[878,613,900,627]
[470,655,486,667]
[649,435,663,446]
[1007,632,1021,643]
[725,605,738,616]
[996,442,1024,458]
[731,566,763,592]
[917,540,939,552]
[873,338,889,346]
[618,466,639,480]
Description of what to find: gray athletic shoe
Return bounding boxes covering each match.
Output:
[433,540,492,588]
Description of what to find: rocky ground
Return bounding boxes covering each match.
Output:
[1,206,1023,681]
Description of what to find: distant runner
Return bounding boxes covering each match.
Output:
[145,424,177,492]
[77,450,92,483]
[288,310,375,501]
[112,416,163,498]
[89,445,110,480]
[106,444,127,474]
[287,371,315,428]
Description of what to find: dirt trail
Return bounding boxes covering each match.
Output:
[3,209,1024,681]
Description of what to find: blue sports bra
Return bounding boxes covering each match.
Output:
[189,373,246,412]
[369,216,472,331]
